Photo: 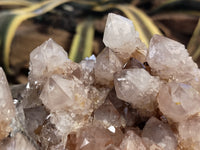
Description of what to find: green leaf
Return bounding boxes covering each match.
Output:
[150,0,200,16]
[0,0,73,75]
[188,19,200,61]
[69,18,94,62]
[0,0,33,7]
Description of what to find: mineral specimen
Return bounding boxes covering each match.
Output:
[120,130,146,150]
[0,133,37,150]
[158,82,200,122]
[0,13,200,150]
[94,47,123,86]
[178,115,200,150]
[114,68,160,113]
[0,68,15,140]
[40,74,92,114]
[142,117,177,150]
[146,35,200,91]
[103,13,146,59]
[29,38,68,81]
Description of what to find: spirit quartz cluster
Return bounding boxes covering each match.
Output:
[1,13,200,150]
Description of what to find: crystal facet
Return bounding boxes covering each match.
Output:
[103,13,145,56]
[158,82,200,122]
[142,117,177,150]
[147,35,200,90]
[29,38,68,80]
[114,68,160,113]
[0,68,15,140]
[95,47,123,86]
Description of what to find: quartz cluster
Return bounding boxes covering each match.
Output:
[0,13,200,150]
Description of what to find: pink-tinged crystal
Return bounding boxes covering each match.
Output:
[178,115,200,150]
[114,68,160,112]
[0,133,36,150]
[80,55,96,85]
[120,130,147,150]
[0,68,15,140]
[157,82,200,122]
[29,38,68,80]
[94,47,123,86]
[147,35,200,90]
[142,117,177,150]
[94,99,126,128]
[75,124,123,150]
[103,13,145,56]
[40,75,92,114]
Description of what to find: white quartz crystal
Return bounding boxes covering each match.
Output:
[103,13,145,55]
[158,82,200,122]
[147,35,200,90]
[2,12,200,150]
[95,47,123,86]
[114,68,160,112]
[80,56,96,85]
[120,130,147,150]
[1,133,37,150]
[178,115,200,150]
[40,75,91,114]
[0,68,15,140]
[29,38,68,80]
[142,117,177,150]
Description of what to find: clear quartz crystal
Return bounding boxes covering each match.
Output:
[119,130,147,150]
[94,47,123,86]
[0,68,15,140]
[157,82,200,122]
[178,115,200,150]
[74,124,123,150]
[80,55,96,85]
[114,68,160,112]
[2,13,200,150]
[0,133,37,150]
[40,75,92,114]
[147,35,200,90]
[29,38,68,81]
[103,13,145,56]
[94,98,126,128]
[142,117,177,150]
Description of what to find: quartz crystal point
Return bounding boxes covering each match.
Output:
[147,35,200,90]
[80,55,96,85]
[29,38,68,81]
[40,75,91,114]
[142,117,177,150]
[0,68,15,140]
[74,124,123,150]
[24,106,48,140]
[38,119,63,150]
[114,68,160,112]
[178,115,200,150]
[95,47,123,86]
[157,82,200,122]
[119,130,147,150]
[0,133,37,150]
[103,13,146,56]
[94,99,126,128]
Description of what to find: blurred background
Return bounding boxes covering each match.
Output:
[0,0,199,84]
